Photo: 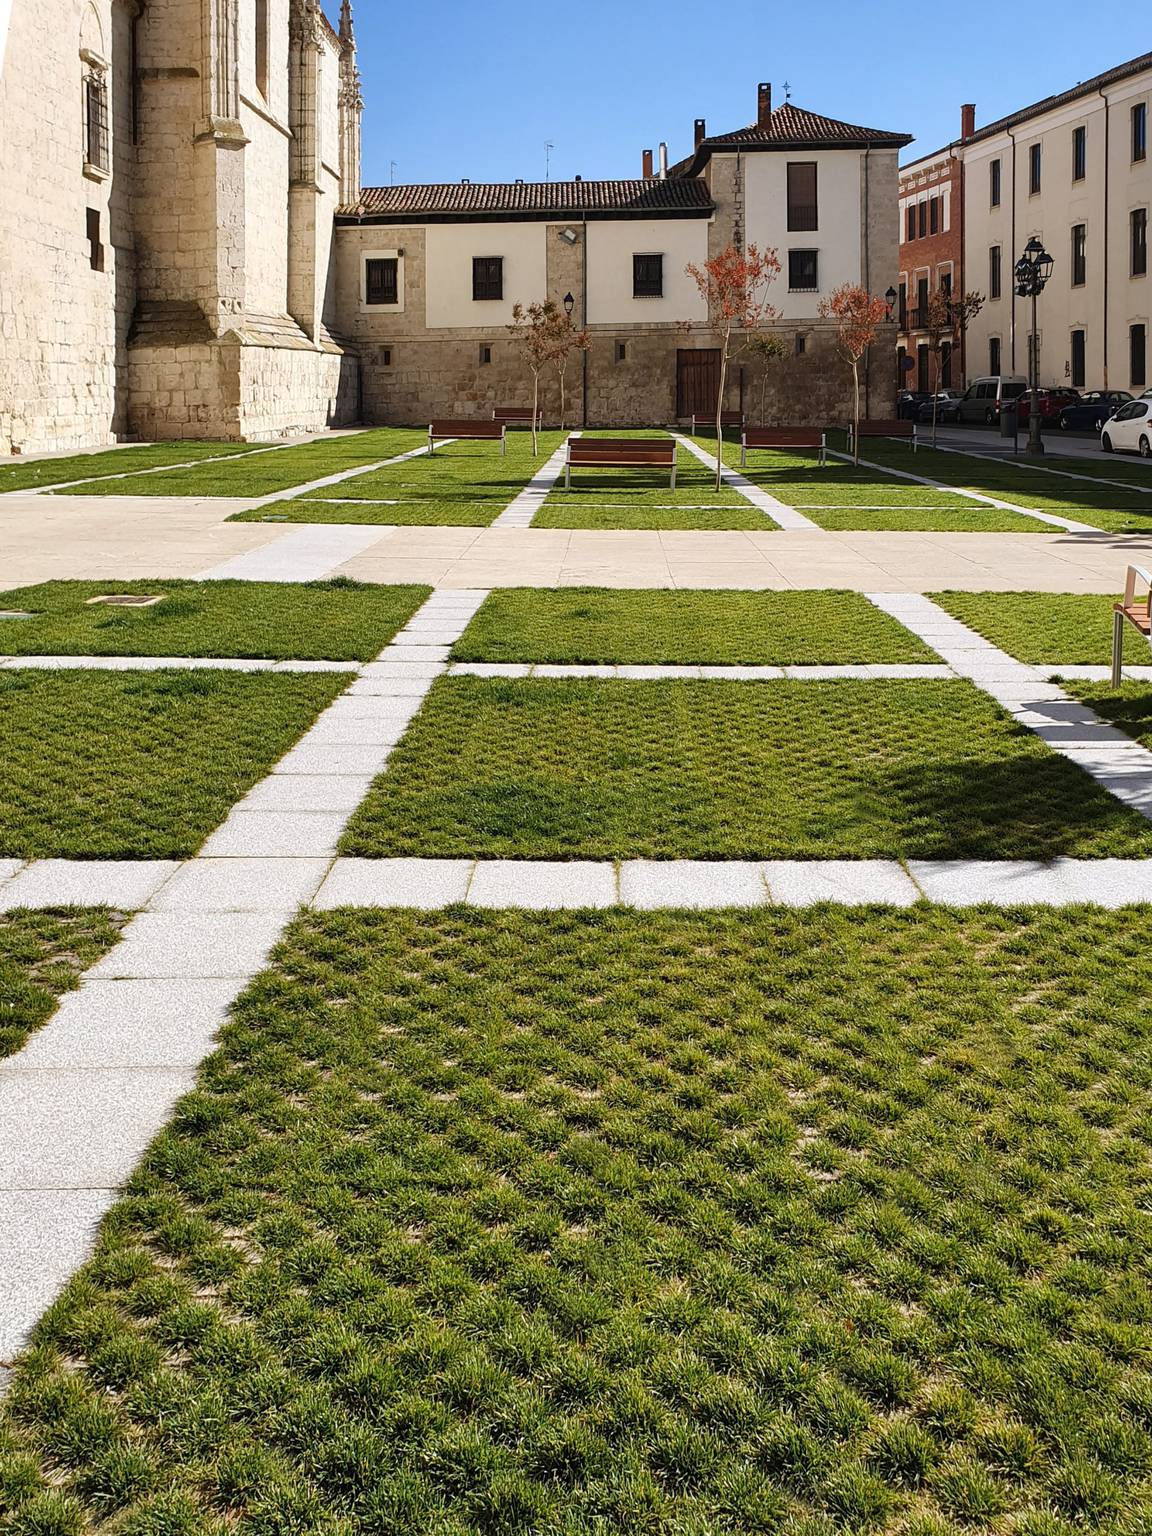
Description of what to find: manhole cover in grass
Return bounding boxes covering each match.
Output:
[0,611,35,620]
[86,594,166,608]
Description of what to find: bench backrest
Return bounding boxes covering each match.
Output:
[568,438,675,463]
[493,407,538,423]
[855,419,914,436]
[743,427,824,448]
[430,420,505,438]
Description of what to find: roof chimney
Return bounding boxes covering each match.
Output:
[960,103,976,142]
[642,148,653,180]
[658,142,668,179]
[694,118,706,149]
[757,82,772,126]
[574,174,582,182]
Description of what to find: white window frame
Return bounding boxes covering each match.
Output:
[361,250,405,314]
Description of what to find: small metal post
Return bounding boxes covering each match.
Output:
[1113,610,1126,688]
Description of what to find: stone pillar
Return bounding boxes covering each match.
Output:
[194,0,248,331]
[337,0,362,208]
[287,0,323,339]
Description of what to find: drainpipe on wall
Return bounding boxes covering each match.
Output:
[862,145,872,417]
[1099,85,1110,388]
[581,214,589,426]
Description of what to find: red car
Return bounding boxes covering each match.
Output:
[1014,388,1081,426]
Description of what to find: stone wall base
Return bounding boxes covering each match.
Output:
[126,334,360,443]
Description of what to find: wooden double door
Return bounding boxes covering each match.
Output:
[676,348,721,419]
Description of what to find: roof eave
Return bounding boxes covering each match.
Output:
[335,204,716,225]
[683,135,910,176]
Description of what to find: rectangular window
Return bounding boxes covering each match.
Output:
[1072,125,1086,181]
[941,340,953,388]
[939,269,952,298]
[1134,102,1148,163]
[365,257,398,306]
[794,333,806,357]
[1132,323,1147,388]
[479,344,492,365]
[989,245,1001,300]
[86,207,104,272]
[898,281,907,329]
[1029,142,1042,195]
[989,335,1001,375]
[906,205,916,242]
[929,196,939,235]
[84,71,109,171]
[915,275,929,326]
[632,252,663,298]
[472,256,503,301]
[380,347,392,367]
[917,201,927,238]
[990,158,1001,207]
[786,162,818,231]
[1071,224,1086,287]
[788,249,818,291]
[1133,208,1148,278]
[615,341,627,363]
[1070,329,1086,388]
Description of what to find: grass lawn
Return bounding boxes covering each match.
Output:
[804,505,1050,532]
[53,430,426,499]
[340,677,1151,861]
[0,669,350,859]
[4,905,1152,1534]
[0,579,430,661]
[840,438,1152,534]
[536,434,757,529]
[1064,682,1152,748]
[931,592,1148,666]
[0,442,263,495]
[227,434,569,526]
[452,590,938,666]
[0,909,124,1059]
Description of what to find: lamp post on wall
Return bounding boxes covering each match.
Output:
[1014,236,1053,456]
[884,286,897,320]
[563,292,575,318]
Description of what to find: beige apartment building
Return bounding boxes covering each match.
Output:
[900,53,1152,397]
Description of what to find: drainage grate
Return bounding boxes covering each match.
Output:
[86,594,166,608]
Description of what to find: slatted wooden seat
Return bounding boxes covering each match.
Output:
[740,427,827,468]
[493,407,540,429]
[848,419,919,453]
[1112,565,1152,685]
[428,419,507,455]
[564,436,676,490]
[690,409,745,435]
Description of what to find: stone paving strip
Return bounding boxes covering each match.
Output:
[835,449,1103,533]
[0,586,488,1364]
[448,662,958,680]
[491,434,577,527]
[674,434,819,530]
[196,523,393,581]
[868,591,1152,820]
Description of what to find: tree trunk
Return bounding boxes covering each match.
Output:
[931,345,940,449]
[558,362,566,433]
[759,371,768,425]
[851,359,861,465]
[714,332,728,492]
[531,372,539,455]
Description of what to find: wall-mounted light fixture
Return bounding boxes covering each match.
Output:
[558,227,579,245]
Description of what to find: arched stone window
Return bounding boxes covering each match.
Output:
[80,4,109,176]
[255,0,269,100]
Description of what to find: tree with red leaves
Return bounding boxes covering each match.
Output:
[685,243,780,489]
[818,283,890,463]
[507,300,588,451]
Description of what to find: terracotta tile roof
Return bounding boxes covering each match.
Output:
[338,178,715,221]
[672,102,911,175]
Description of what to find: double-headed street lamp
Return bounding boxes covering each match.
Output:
[1014,236,1054,456]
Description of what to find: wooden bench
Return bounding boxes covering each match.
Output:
[1113,565,1152,685]
[428,419,507,455]
[493,407,541,430]
[690,409,745,436]
[847,419,919,453]
[740,427,827,468]
[564,436,676,490]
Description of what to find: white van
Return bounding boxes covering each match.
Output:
[955,376,1028,425]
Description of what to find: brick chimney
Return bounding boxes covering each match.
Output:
[694,117,706,148]
[642,148,653,179]
[960,103,976,142]
[758,82,772,126]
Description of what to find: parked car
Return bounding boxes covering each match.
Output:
[1101,399,1152,457]
[897,390,932,421]
[1058,390,1133,431]
[1015,387,1081,426]
[954,375,1028,424]
[915,390,963,424]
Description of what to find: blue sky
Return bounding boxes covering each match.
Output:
[349,2,1149,188]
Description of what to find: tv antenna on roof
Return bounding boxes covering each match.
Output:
[389,160,397,186]
[783,79,792,101]
[545,140,554,181]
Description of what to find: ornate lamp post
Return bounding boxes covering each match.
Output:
[1013,236,1054,456]
[563,291,575,318]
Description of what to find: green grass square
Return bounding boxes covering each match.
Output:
[0,579,430,661]
[452,589,938,666]
[4,906,1152,1534]
[0,442,264,495]
[0,669,351,859]
[536,433,758,528]
[932,591,1148,665]
[0,909,124,1058]
[340,677,1150,860]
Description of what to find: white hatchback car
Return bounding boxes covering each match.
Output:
[1101,399,1152,457]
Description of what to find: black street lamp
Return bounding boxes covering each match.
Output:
[563,291,575,318]
[885,285,897,322]
[1014,236,1054,456]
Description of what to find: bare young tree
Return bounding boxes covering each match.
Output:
[818,284,890,464]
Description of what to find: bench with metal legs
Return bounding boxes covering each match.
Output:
[428,420,507,455]
[1112,564,1152,686]
[564,437,676,490]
